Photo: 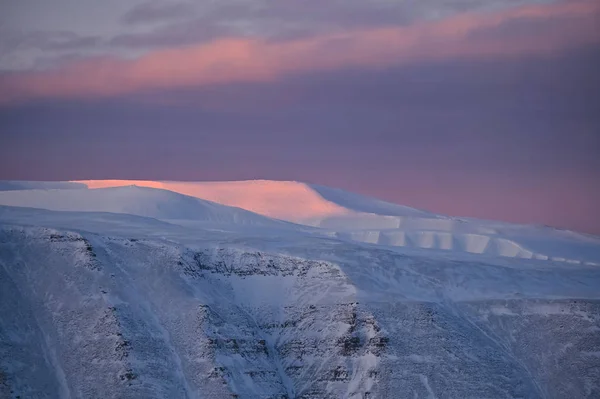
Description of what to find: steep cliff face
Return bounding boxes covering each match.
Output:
[459,299,600,398]
[1,226,599,398]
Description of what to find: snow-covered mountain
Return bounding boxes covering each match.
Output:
[1,180,599,398]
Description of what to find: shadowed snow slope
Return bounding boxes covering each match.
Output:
[308,184,433,217]
[0,185,289,227]
[0,180,86,191]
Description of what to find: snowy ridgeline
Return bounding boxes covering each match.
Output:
[1,181,600,266]
[1,225,599,399]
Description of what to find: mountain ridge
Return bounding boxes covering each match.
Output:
[1,179,598,265]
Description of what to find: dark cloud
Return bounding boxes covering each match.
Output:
[109,0,553,49]
[0,0,558,68]
[229,0,550,34]
[121,1,197,25]
[1,30,101,51]
[467,10,600,44]
[110,18,228,48]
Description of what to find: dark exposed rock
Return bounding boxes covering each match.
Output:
[339,336,361,356]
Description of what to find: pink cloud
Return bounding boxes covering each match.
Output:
[1,0,598,103]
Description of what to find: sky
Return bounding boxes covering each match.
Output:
[0,0,599,234]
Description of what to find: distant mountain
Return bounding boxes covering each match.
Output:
[59,179,600,265]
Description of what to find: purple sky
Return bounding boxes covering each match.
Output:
[0,0,599,234]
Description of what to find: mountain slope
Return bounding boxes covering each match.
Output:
[0,181,86,191]
[308,183,433,217]
[0,185,291,228]
[1,219,599,398]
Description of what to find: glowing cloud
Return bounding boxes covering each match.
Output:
[1,0,598,103]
